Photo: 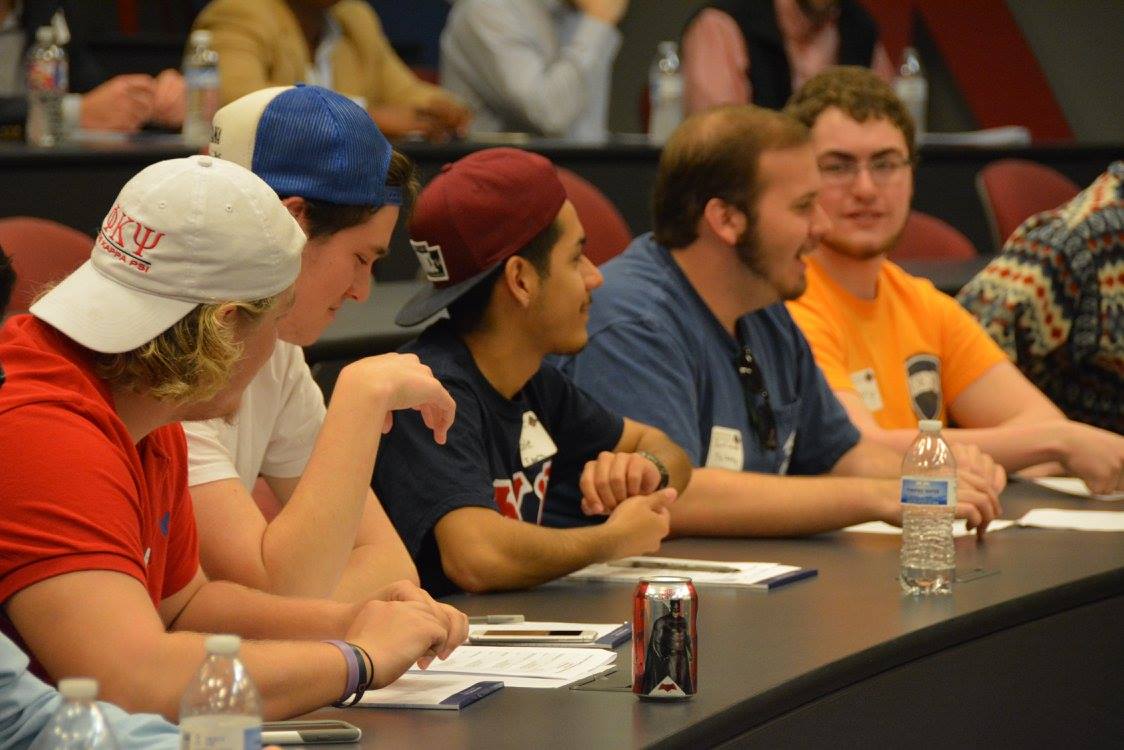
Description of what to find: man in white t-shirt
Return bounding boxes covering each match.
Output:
[184,85,456,601]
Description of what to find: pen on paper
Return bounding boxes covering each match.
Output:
[607,560,741,574]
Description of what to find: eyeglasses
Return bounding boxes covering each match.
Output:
[736,345,777,451]
[817,154,911,186]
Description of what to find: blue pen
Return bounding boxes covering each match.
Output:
[750,568,817,590]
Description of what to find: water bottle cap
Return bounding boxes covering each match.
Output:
[657,40,678,54]
[58,678,98,700]
[189,29,213,46]
[205,634,242,656]
[35,26,54,44]
[918,419,943,432]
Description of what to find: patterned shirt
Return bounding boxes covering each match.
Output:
[958,161,1124,433]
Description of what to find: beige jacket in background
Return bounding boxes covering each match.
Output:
[193,0,453,110]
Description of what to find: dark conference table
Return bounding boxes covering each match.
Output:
[299,480,1121,748]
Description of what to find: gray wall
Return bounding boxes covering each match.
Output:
[607,0,1124,142]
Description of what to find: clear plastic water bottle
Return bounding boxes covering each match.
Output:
[29,678,119,750]
[893,46,928,136]
[179,635,262,750]
[648,41,683,145]
[25,25,68,147]
[182,29,220,146]
[900,419,956,594]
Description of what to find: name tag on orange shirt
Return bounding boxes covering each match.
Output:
[849,368,884,412]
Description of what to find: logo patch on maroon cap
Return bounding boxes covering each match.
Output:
[410,239,450,283]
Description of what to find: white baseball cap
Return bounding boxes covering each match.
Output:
[31,155,305,353]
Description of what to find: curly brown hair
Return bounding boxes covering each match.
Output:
[784,66,917,163]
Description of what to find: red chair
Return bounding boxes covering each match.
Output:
[889,210,978,262]
[0,217,93,313]
[976,159,1080,250]
[555,167,633,266]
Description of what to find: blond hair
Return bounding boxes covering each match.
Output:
[93,296,278,404]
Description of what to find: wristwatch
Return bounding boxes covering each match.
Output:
[637,451,670,491]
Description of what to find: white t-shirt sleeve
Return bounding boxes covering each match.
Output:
[183,343,326,490]
[259,346,327,479]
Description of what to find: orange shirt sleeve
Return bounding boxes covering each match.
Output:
[932,284,1010,405]
[786,295,854,394]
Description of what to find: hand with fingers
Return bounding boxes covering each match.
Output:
[1056,420,1124,496]
[339,353,457,444]
[949,442,1005,538]
[580,451,664,515]
[369,579,469,666]
[80,74,156,132]
[602,488,677,558]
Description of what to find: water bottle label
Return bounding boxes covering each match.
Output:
[27,59,65,92]
[180,721,261,750]
[900,476,955,506]
[185,68,220,88]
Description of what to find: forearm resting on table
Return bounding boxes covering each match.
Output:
[670,468,895,537]
[436,509,618,593]
[6,572,350,722]
[170,579,357,641]
[864,423,1066,474]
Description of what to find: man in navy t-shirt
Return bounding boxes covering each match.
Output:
[561,105,1003,537]
[373,148,692,595]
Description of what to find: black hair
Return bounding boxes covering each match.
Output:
[447,219,561,335]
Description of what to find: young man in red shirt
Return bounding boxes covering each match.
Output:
[0,156,465,720]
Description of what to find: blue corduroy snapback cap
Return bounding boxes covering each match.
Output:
[209,84,401,207]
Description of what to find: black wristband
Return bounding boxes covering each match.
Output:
[637,451,670,490]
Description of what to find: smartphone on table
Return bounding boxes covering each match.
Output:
[469,629,598,644]
[261,719,362,745]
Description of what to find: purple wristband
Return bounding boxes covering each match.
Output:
[324,639,359,704]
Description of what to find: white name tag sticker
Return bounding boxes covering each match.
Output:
[519,410,558,468]
[705,426,744,470]
[850,367,884,412]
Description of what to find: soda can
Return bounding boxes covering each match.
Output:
[632,576,697,700]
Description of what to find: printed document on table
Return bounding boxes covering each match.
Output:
[409,646,617,689]
[357,674,502,709]
[1031,477,1124,501]
[1017,508,1124,532]
[844,519,1015,536]
[567,556,813,588]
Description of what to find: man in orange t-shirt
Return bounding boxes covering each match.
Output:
[785,67,1124,495]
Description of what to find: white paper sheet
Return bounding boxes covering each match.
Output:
[1017,508,1124,532]
[357,674,500,709]
[567,556,804,588]
[1031,477,1124,501]
[409,646,617,689]
[844,519,1015,536]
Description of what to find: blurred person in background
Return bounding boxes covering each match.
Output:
[193,0,472,141]
[440,0,627,141]
[0,0,184,140]
[682,0,893,114]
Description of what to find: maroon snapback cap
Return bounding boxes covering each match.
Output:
[396,147,567,327]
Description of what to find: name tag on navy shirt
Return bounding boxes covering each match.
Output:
[519,410,558,468]
[705,426,744,470]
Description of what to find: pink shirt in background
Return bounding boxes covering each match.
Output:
[683,0,895,114]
